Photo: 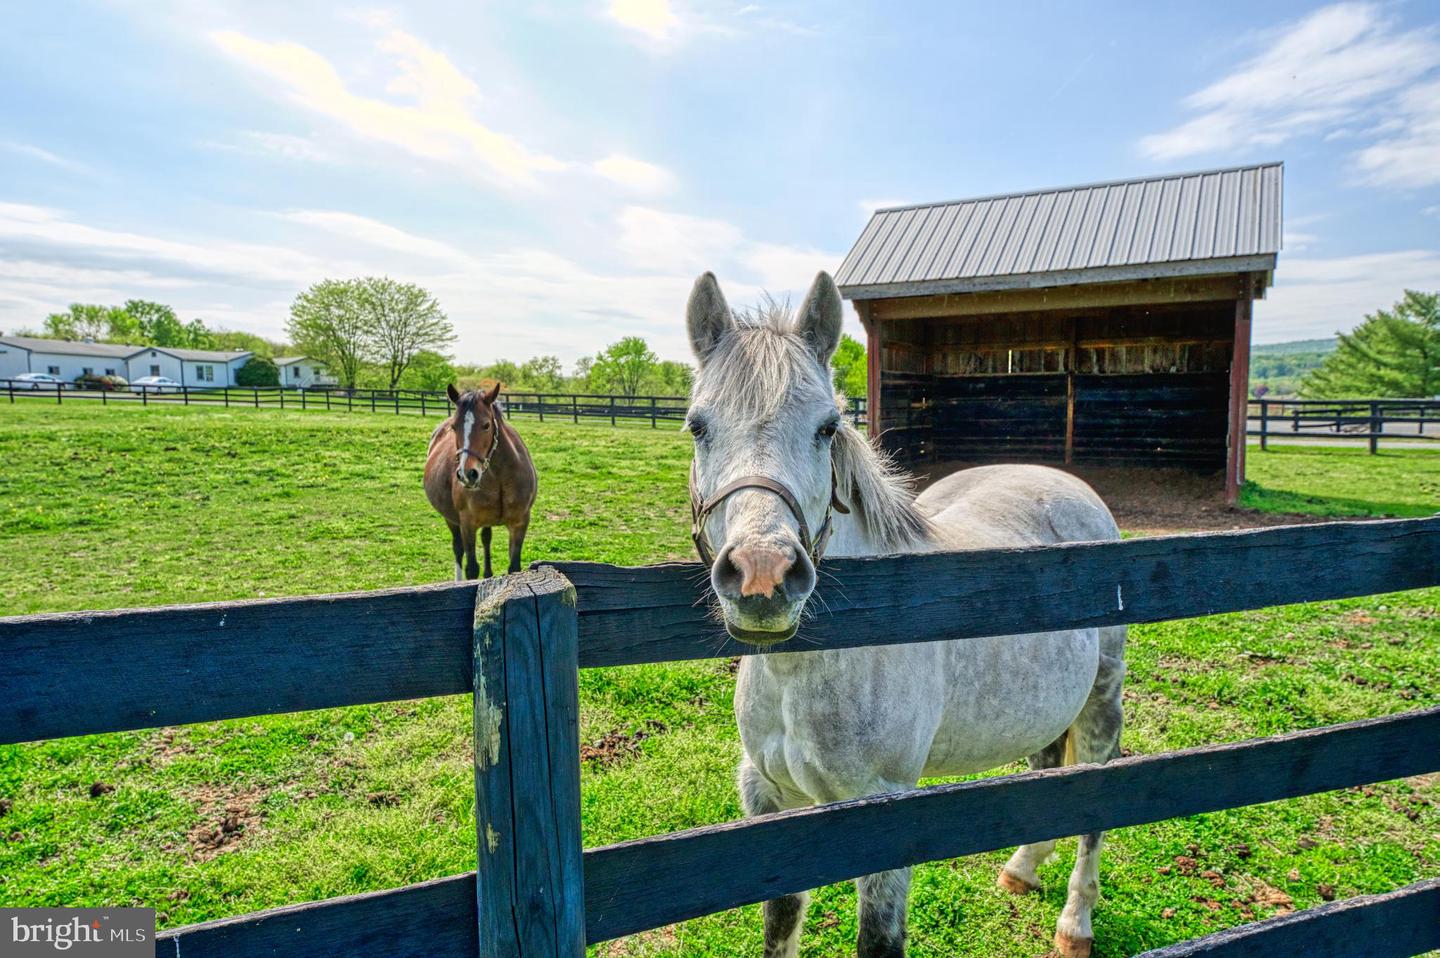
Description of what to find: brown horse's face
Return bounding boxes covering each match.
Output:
[446,382,502,489]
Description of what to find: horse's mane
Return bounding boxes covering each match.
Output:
[704,301,933,553]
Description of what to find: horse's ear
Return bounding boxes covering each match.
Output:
[484,381,501,405]
[446,383,461,404]
[686,271,732,364]
[795,271,843,365]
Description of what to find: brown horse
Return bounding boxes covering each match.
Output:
[424,383,538,580]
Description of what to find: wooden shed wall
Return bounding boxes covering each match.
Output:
[876,302,1235,471]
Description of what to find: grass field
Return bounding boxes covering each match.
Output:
[0,403,1435,957]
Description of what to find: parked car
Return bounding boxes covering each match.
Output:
[75,373,130,391]
[9,372,69,390]
[131,375,182,393]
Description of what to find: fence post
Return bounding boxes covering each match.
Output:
[651,396,657,428]
[279,388,285,409]
[1370,402,1380,454]
[371,391,376,413]
[224,388,229,408]
[572,395,578,424]
[472,567,584,957]
[1259,400,1269,451]
[325,390,331,412]
[609,395,616,427]
[7,381,12,403]
[301,389,307,411]
[253,388,259,409]
[538,393,545,422]
[140,386,146,407]
[183,386,189,407]
[394,391,400,415]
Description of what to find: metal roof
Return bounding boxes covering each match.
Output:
[0,336,251,363]
[836,162,1282,300]
[0,336,137,358]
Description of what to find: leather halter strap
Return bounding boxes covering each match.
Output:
[455,406,501,476]
[690,458,850,566]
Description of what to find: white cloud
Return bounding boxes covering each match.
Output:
[1353,80,1440,187]
[616,205,745,274]
[0,202,845,363]
[1257,248,1440,341]
[593,153,678,194]
[1140,3,1440,181]
[0,141,90,175]
[608,0,680,41]
[210,26,568,188]
[206,130,333,163]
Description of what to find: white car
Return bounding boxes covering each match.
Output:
[10,372,68,390]
[131,376,183,393]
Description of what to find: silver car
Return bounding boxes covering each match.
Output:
[10,372,68,390]
[131,375,183,393]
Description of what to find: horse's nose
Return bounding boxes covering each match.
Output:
[458,466,480,485]
[713,542,814,602]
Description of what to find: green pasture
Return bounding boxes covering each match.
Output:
[0,403,1435,957]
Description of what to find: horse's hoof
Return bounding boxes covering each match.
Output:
[1052,931,1093,958]
[996,869,1040,895]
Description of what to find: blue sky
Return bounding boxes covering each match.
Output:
[1,1,1437,364]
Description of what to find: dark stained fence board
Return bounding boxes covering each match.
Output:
[1133,878,1439,958]
[3,518,1436,743]
[154,871,476,958]
[547,516,1440,668]
[0,581,478,745]
[139,710,1440,954]
[581,707,1440,943]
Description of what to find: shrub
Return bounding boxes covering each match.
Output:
[236,356,280,388]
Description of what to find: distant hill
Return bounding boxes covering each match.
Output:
[1250,337,1337,397]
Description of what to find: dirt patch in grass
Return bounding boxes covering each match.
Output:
[183,785,266,861]
[581,720,668,768]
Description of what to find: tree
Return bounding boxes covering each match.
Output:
[357,277,453,389]
[402,350,457,390]
[235,356,280,387]
[590,336,658,397]
[519,355,565,392]
[830,333,867,399]
[647,359,694,396]
[287,280,372,389]
[1302,290,1440,398]
[43,304,111,341]
[571,356,595,391]
[476,359,523,388]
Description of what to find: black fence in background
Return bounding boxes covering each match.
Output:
[2,380,868,429]
[1249,397,1440,453]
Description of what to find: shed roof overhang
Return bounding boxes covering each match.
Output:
[839,254,1276,303]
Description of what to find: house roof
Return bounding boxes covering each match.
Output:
[274,356,316,366]
[0,336,252,363]
[0,336,136,358]
[836,162,1283,300]
[136,346,252,363]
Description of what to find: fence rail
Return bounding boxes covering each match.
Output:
[1249,397,1440,453]
[2,515,1438,957]
[1,379,868,428]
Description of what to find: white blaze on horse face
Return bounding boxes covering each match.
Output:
[457,407,481,485]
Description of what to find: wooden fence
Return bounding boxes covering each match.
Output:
[1249,397,1440,453]
[1,517,1437,956]
[1,379,869,429]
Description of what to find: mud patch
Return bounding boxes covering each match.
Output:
[581,720,668,768]
[184,785,266,861]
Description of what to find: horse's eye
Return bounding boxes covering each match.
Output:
[817,420,839,440]
[687,419,707,441]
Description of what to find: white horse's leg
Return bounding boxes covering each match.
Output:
[739,758,809,958]
[1053,638,1127,958]
[857,866,910,958]
[998,735,1066,893]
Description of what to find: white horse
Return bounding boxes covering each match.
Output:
[684,271,1126,958]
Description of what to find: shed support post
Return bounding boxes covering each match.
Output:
[1225,281,1253,504]
[472,567,585,958]
[857,301,881,440]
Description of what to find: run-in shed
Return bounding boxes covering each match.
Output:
[836,162,1282,502]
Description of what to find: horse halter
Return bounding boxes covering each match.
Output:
[455,406,500,476]
[689,458,850,566]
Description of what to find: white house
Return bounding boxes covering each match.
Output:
[0,336,253,387]
[0,336,136,382]
[124,346,253,387]
[275,356,337,388]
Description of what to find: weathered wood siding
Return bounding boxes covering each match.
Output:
[877,301,1236,471]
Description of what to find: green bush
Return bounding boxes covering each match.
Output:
[236,356,280,388]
